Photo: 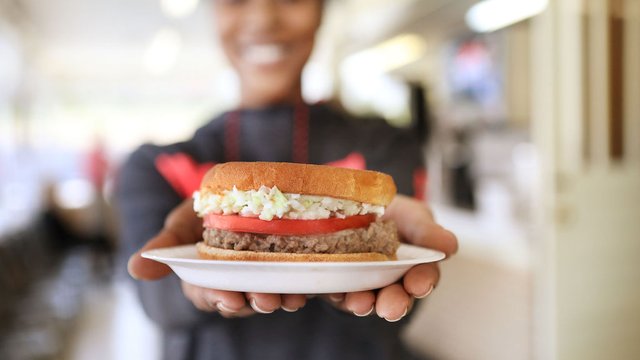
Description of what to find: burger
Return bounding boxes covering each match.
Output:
[192,162,399,262]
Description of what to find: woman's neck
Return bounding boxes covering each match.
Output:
[239,81,304,109]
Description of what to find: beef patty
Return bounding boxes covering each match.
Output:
[203,220,399,256]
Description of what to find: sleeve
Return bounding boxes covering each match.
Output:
[381,128,425,197]
[115,144,217,329]
[358,121,426,197]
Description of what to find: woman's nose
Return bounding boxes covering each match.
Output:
[244,0,279,33]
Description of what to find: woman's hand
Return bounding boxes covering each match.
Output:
[127,195,458,321]
[127,199,308,318]
[323,195,458,321]
[180,282,308,318]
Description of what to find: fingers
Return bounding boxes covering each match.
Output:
[375,284,412,322]
[325,285,423,322]
[128,199,203,280]
[384,195,458,256]
[323,262,440,321]
[163,198,204,241]
[184,267,438,321]
[419,224,458,256]
[245,293,282,314]
[281,294,307,312]
[344,291,376,317]
[181,283,308,318]
[403,263,439,298]
[374,264,439,322]
[327,293,345,303]
[127,228,183,280]
[182,282,248,315]
[322,291,374,316]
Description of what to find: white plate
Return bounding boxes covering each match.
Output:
[142,244,446,294]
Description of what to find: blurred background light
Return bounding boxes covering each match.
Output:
[339,33,423,123]
[465,0,549,33]
[53,179,96,210]
[302,61,334,104]
[144,27,183,76]
[160,0,200,19]
[342,33,426,73]
[0,25,23,103]
[1,182,33,212]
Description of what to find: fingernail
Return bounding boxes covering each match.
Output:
[329,294,344,302]
[415,284,435,299]
[127,256,141,280]
[384,307,409,322]
[281,305,299,313]
[216,302,238,314]
[250,298,274,314]
[353,305,374,317]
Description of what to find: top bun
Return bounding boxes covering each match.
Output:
[200,162,396,206]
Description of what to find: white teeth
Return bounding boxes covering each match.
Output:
[243,44,285,65]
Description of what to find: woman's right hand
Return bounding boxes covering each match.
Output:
[127,198,307,318]
[181,282,307,318]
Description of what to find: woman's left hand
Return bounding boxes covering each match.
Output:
[324,194,458,322]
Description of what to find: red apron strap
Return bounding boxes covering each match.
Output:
[292,103,309,164]
[224,110,241,162]
[226,103,310,163]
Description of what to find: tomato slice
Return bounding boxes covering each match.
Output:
[203,214,376,235]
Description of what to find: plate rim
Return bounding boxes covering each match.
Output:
[142,243,446,268]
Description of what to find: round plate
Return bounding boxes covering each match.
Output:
[142,244,446,294]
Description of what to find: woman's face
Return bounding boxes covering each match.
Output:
[213,0,323,107]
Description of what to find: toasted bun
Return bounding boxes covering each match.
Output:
[196,242,396,262]
[200,162,396,206]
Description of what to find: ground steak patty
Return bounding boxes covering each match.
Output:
[203,220,399,256]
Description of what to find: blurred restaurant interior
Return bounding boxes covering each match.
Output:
[0,0,639,359]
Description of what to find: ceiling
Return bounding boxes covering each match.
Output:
[4,0,474,51]
[0,0,477,100]
[0,0,479,149]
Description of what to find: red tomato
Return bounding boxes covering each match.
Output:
[203,214,375,235]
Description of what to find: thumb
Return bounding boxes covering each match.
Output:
[128,229,182,280]
[384,195,458,256]
[128,198,203,280]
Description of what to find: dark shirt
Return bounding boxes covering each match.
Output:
[116,103,425,360]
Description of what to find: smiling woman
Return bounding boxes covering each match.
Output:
[213,0,323,107]
[116,0,456,359]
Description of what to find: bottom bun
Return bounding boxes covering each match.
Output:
[196,242,396,262]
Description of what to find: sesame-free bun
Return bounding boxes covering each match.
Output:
[196,242,396,262]
[200,162,396,206]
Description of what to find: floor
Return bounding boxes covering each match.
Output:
[66,280,161,360]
